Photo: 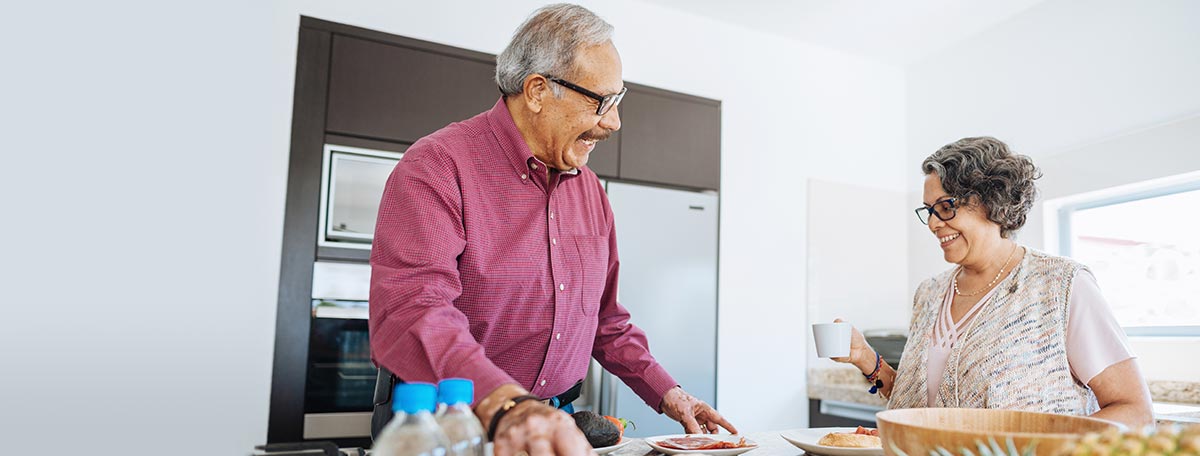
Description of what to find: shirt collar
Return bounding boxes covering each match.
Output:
[531,156,579,175]
[486,97,581,178]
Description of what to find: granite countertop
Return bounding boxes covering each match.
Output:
[808,366,887,408]
[808,366,1200,424]
[1149,381,1200,405]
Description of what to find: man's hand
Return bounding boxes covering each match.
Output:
[660,386,738,434]
[491,400,591,456]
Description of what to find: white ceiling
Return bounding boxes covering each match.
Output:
[632,0,1049,66]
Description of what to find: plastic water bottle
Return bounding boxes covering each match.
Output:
[436,379,485,456]
[372,382,450,456]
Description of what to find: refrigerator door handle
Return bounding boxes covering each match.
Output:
[582,359,603,412]
[601,371,618,417]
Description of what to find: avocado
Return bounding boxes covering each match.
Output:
[570,410,620,448]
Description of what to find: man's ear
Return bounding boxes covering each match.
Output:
[521,74,549,114]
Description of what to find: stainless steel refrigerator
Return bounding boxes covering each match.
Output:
[579,181,719,437]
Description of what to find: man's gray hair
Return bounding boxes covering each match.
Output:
[496,3,614,96]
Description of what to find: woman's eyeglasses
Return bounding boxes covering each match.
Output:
[542,74,626,116]
[915,197,958,225]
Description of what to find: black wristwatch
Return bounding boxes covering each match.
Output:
[486,394,541,441]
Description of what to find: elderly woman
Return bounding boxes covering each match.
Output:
[834,137,1152,428]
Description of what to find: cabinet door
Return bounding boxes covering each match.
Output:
[326,35,498,143]
[585,129,620,178]
[618,87,720,190]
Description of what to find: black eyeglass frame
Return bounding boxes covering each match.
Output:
[543,74,626,116]
[914,197,960,225]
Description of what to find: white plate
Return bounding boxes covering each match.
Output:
[644,434,759,455]
[780,427,884,456]
[593,437,631,455]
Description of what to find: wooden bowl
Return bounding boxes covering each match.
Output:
[876,408,1120,456]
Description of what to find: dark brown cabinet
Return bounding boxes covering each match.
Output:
[326,35,498,144]
[617,85,721,190]
[323,34,718,190]
[809,399,877,428]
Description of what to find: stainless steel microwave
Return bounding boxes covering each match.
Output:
[317,144,405,250]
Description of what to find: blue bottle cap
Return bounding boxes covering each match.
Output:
[393,382,437,414]
[437,378,475,406]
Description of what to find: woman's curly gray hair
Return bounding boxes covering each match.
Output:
[922,137,1042,238]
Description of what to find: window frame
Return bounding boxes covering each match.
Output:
[1045,171,1200,338]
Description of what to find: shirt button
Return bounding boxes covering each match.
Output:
[540,380,547,386]
[559,283,565,291]
[552,238,557,245]
[531,163,538,170]
[549,212,555,219]
[556,333,562,340]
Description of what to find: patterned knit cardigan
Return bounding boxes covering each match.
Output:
[888,248,1099,415]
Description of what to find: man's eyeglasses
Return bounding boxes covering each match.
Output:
[543,75,626,116]
[915,197,959,225]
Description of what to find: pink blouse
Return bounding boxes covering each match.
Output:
[925,269,1134,406]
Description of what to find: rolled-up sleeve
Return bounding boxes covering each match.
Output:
[590,198,678,412]
[369,142,514,404]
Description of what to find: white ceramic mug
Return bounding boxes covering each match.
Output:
[812,322,851,358]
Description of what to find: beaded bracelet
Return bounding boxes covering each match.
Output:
[863,352,884,394]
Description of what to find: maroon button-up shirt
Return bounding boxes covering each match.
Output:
[369,98,677,409]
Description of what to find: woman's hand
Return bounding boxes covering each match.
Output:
[829,318,878,374]
[827,319,896,399]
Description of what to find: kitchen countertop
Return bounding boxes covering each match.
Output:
[808,366,1200,424]
[1149,380,1200,405]
[808,366,887,408]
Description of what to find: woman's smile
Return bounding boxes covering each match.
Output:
[939,232,960,248]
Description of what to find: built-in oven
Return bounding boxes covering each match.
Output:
[304,261,375,440]
[298,143,402,441]
[318,144,405,250]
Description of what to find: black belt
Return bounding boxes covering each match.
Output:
[545,380,584,409]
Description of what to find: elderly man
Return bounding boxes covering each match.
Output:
[368,3,735,454]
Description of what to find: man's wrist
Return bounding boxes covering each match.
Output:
[486,394,542,441]
[657,385,682,412]
[474,383,530,436]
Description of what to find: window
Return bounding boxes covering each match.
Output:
[1047,174,1200,336]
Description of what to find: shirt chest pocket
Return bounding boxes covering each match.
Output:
[572,235,609,316]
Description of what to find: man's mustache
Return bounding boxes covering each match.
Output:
[580,129,613,142]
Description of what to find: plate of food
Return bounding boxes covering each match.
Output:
[780,426,883,456]
[570,410,635,454]
[644,434,759,455]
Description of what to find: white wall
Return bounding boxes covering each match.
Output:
[906,0,1200,166]
[4,2,289,455]
[806,180,911,370]
[3,0,904,453]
